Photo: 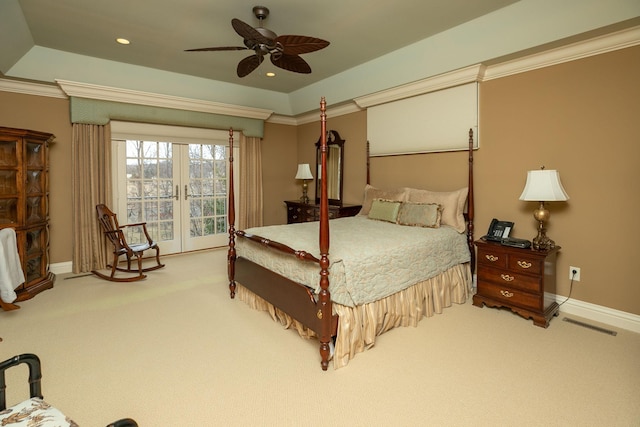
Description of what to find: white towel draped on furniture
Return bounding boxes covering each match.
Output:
[0,228,25,303]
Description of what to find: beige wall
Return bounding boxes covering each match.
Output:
[0,92,72,264]
[1,45,637,315]
[260,122,298,225]
[478,45,640,315]
[295,45,639,315]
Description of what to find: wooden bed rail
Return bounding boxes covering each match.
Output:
[235,231,321,264]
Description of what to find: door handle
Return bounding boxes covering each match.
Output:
[184,184,188,200]
[175,185,179,200]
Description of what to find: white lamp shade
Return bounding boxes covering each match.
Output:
[519,169,569,201]
[295,163,313,180]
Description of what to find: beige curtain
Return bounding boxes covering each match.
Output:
[238,133,263,229]
[71,123,112,273]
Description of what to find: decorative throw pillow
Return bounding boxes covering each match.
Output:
[405,187,468,232]
[368,198,401,223]
[397,202,442,228]
[358,184,408,216]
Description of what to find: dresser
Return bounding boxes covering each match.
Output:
[284,201,361,224]
[0,127,55,302]
[473,239,559,328]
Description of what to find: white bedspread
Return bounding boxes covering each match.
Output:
[237,216,470,307]
[0,228,25,303]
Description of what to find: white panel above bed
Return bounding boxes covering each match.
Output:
[367,82,478,156]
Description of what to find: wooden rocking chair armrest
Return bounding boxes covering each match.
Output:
[118,223,154,246]
[121,222,147,228]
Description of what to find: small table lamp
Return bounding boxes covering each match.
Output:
[519,167,569,250]
[295,163,314,204]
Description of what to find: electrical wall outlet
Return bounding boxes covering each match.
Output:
[570,266,581,282]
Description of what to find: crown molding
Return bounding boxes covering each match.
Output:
[298,101,364,125]
[55,79,274,120]
[3,26,638,119]
[483,25,640,81]
[267,101,363,126]
[0,78,67,98]
[354,64,484,109]
[266,114,298,126]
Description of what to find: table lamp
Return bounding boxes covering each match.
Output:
[295,163,313,204]
[519,167,569,251]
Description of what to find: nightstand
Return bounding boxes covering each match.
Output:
[472,239,560,328]
[284,201,361,224]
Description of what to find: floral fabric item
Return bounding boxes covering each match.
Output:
[0,398,78,426]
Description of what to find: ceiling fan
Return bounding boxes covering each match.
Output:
[185,6,330,78]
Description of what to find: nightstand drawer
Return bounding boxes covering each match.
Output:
[477,249,507,269]
[477,265,542,293]
[508,255,543,276]
[477,281,541,311]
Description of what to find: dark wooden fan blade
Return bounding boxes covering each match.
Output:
[276,35,330,55]
[231,18,272,45]
[237,54,264,77]
[270,54,311,74]
[185,46,247,52]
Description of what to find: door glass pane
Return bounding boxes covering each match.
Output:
[187,143,227,239]
[125,140,173,244]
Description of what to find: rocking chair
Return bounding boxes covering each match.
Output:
[93,204,164,282]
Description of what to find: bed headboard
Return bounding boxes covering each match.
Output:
[364,129,475,273]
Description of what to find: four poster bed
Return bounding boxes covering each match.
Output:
[227,97,475,370]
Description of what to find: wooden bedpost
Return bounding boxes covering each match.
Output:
[227,128,237,299]
[318,98,332,371]
[467,128,475,275]
[366,140,370,185]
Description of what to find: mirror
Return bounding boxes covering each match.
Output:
[315,130,345,205]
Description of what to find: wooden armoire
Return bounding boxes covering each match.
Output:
[0,126,55,301]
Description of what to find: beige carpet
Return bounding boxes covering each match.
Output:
[1,249,639,426]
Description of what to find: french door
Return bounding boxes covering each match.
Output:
[112,123,238,255]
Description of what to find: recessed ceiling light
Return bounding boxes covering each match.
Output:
[116,38,130,45]
[266,72,276,77]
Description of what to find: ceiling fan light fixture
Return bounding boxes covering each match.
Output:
[266,72,276,77]
[185,6,329,78]
[116,38,130,45]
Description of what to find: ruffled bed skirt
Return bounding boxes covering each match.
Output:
[236,262,471,369]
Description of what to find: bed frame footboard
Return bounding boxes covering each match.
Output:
[235,257,338,338]
[227,98,335,370]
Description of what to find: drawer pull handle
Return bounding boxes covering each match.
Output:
[485,254,499,262]
[517,260,532,269]
[500,290,514,298]
[500,274,514,282]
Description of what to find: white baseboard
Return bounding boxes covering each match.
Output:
[553,295,640,334]
[50,261,73,275]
